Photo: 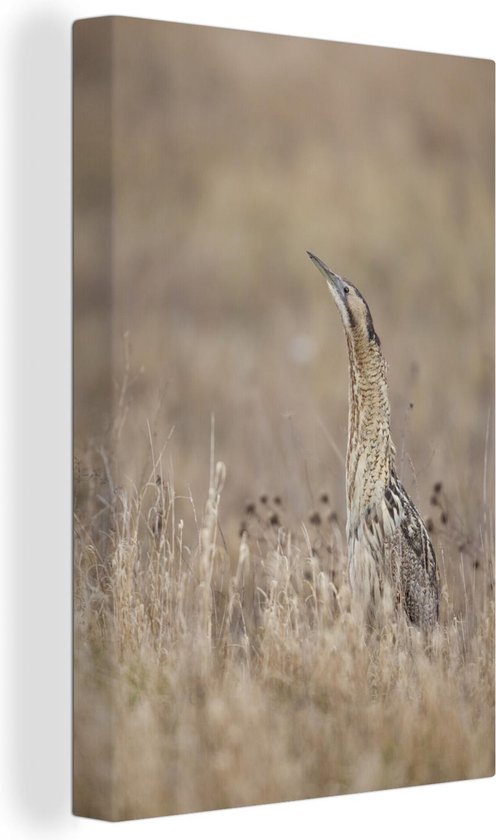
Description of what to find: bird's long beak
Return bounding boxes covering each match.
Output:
[306,251,347,302]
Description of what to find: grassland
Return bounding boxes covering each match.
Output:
[73,419,494,820]
[73,19,494,821]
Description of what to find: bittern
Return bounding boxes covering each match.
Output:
[307,251,439,629]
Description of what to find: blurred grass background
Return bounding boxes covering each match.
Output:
[74,16,493,569]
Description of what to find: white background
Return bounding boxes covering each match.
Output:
[0,1,494,838]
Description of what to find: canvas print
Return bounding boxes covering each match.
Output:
[73,17,495,821]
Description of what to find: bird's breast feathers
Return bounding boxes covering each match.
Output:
[347,476,405,562]
[350,500,392,561]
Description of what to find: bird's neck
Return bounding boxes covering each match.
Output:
[345,334,396,521]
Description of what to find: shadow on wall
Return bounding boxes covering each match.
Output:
[6,11,71,824]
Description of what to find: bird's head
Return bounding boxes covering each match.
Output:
[307,251,380,347]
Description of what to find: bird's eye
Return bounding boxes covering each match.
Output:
[343,286,350,294]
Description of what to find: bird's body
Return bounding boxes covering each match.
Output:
[307,252,439,629]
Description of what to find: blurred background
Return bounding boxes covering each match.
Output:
[74,18,494,542]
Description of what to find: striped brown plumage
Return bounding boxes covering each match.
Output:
[308,252,439,629]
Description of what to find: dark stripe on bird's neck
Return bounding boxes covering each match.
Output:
[345,292,380,345]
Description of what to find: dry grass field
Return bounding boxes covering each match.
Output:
[73,19,494,820]
[73,444,494,820]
